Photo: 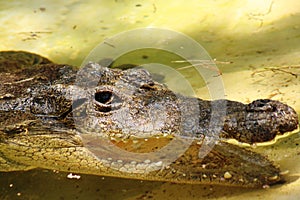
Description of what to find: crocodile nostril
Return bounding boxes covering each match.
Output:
[95,91,112,104]
[247,99,274,112]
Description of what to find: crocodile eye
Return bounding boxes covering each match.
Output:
[94,90,122,112]
[95,91,112,104]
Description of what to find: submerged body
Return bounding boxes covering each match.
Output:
[0,51,298,188]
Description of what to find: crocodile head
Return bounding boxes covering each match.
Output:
[0,51,298,188]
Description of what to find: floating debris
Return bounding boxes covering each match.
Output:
[67,173,81,179]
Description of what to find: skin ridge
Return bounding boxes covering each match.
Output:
[0,51,298,188]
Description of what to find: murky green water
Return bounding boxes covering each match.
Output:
[1,0,300,199]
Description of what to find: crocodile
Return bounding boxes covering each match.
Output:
[0,51,298,188]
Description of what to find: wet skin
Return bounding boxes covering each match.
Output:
[0,51,298,188]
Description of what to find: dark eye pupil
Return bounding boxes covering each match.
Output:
[95,91,112,104]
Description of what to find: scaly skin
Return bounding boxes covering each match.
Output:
[0,51,298,188]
